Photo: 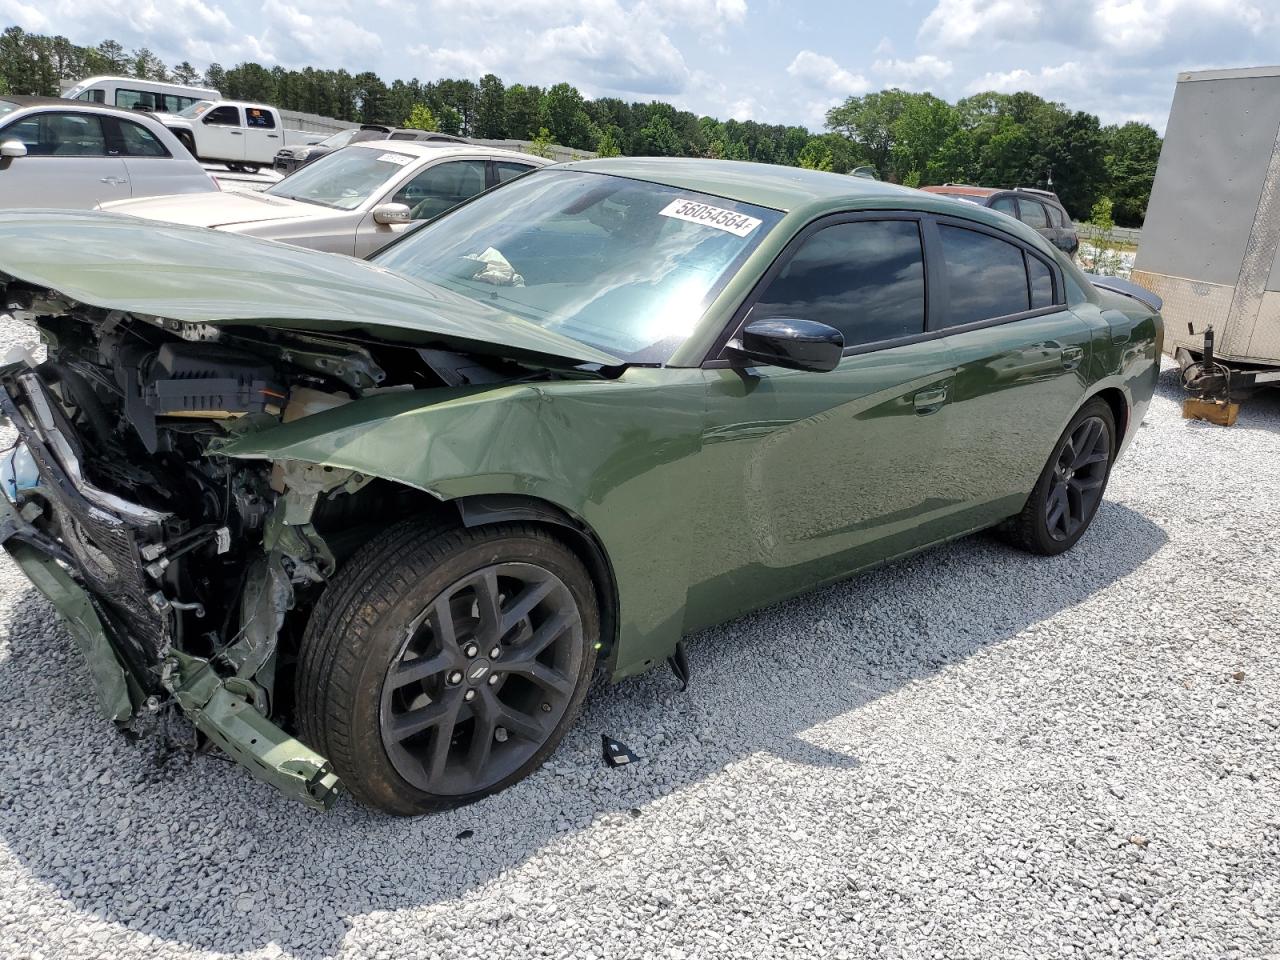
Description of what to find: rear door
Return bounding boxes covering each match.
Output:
[242,107,280,164]
[199,105,244,162]
[0,110,130,209]
[110,116,205,198]
[929,217,1094,528]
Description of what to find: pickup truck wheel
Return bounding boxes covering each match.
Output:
[1007,398,1115,556]
[240,163,260,174]
[295,521,598,815]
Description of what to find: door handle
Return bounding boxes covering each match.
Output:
[230,131,243,136]
[913,384,949,415]
[1061,345,1085,370]
[99,177,127,185]
[267,134,279,139]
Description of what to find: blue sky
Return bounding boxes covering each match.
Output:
[3,0,1277,132]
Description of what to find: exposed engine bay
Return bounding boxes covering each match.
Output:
[0,280,560,808]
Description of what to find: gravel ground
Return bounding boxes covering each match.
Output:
[1,312,1278,959]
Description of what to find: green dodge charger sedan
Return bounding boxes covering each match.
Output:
[0,159,1161,814]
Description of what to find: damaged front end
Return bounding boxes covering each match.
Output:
[0,281,566,809]
[0,343,343,807]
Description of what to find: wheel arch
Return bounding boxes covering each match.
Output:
[1084,385,1130,447]
[450,494,621,664]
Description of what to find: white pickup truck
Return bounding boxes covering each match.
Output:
[159,100,326,173]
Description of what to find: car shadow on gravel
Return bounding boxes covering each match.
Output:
[0,499,1167,958]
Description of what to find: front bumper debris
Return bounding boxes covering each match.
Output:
[0,367,342,810]
[163,651,342,810]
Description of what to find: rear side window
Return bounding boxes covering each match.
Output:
[1049,205,1068,228]
[204,106,241,126]
[245,108,275,129]
[1028,255,1055,308]
[1019,199,1049,228]
[77,89,106,103]
[751,219,926,348]
[4,112,107,157]
[990,196,1018,216]
[114,119,170,158]
[938,225,1029,325]
[495,160,535,183]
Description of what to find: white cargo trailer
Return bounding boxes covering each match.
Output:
[1133,65,1280,394]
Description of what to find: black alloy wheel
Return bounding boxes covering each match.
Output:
[296,521,598,815]
[1044,415,1111,542]
[1007,398,1116,556]
[379,562,585,795]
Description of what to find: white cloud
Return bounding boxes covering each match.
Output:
[872,54,953,88]
[785,50,869,97]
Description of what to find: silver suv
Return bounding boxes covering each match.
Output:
[0,96,217,209]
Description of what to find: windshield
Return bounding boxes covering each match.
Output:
[317,128,362,149]
[373,170,782,363]
[177,100,214,119]
[266,147,414,210]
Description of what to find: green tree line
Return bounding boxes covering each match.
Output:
[0,26,1160,224]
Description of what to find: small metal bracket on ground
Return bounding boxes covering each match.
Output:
[667,640,690,692]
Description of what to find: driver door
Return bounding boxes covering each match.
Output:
[354,158,488,257]
[200,105,244,163]
[688,214,962,628]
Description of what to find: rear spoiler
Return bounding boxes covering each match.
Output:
[1085,274,1163,313]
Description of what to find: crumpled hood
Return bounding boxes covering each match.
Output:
[0,210,623,368]
[102,190,321,229]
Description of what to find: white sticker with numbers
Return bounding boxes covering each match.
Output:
[376,152,413,166]
[659,198,762,237]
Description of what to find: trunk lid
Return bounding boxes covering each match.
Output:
[0,210,623,369]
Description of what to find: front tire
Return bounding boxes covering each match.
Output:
[295,521,599,815]
[1007,399,1116,555]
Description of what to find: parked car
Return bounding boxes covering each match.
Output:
[0,159,1160,814]
[920,185,1079,256]
[158,100,326,173]
[0,96,217,209]
[103,141,550,257]
[274,124,466,175]
[62,75,221,115]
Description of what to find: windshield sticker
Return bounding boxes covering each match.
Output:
[659,198,762,237]
[376,152,413,166]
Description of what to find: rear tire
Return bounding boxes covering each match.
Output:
[1006,398,1116,556]
[295,520,598,815]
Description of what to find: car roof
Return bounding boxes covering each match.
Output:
[919,184,1001,198]
[558,157,925,212]
[1,95,165,118]
[347,140,550,163]
[554,157,1053,249]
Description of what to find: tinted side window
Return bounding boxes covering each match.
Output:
[990,196,1018,216]
[115,119,170,158]
[392,159,488,220]
[77,89,106,104]
[1028,255,1054,308]
[1019,199,1049,228]
[245,107,275,129]
[495,160,535,183]
[752,219,926,348]
[938,225,1029,326]
[5,112,107,157]
[1049,205,1068,228]
[204,106,241,126]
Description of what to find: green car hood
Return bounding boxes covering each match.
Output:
[0,210,623,368]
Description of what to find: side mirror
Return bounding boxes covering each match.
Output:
[0,140,27,159]
[372,202,413,225]
[729,318,844,373]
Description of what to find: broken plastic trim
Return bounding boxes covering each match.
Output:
[164,650,343,811]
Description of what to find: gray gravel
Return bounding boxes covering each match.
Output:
[1,311,1278,959]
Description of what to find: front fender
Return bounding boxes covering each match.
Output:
[215,374,709,680]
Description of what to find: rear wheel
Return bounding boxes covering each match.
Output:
[295,521,598,815]
[1007,399,1115,555]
